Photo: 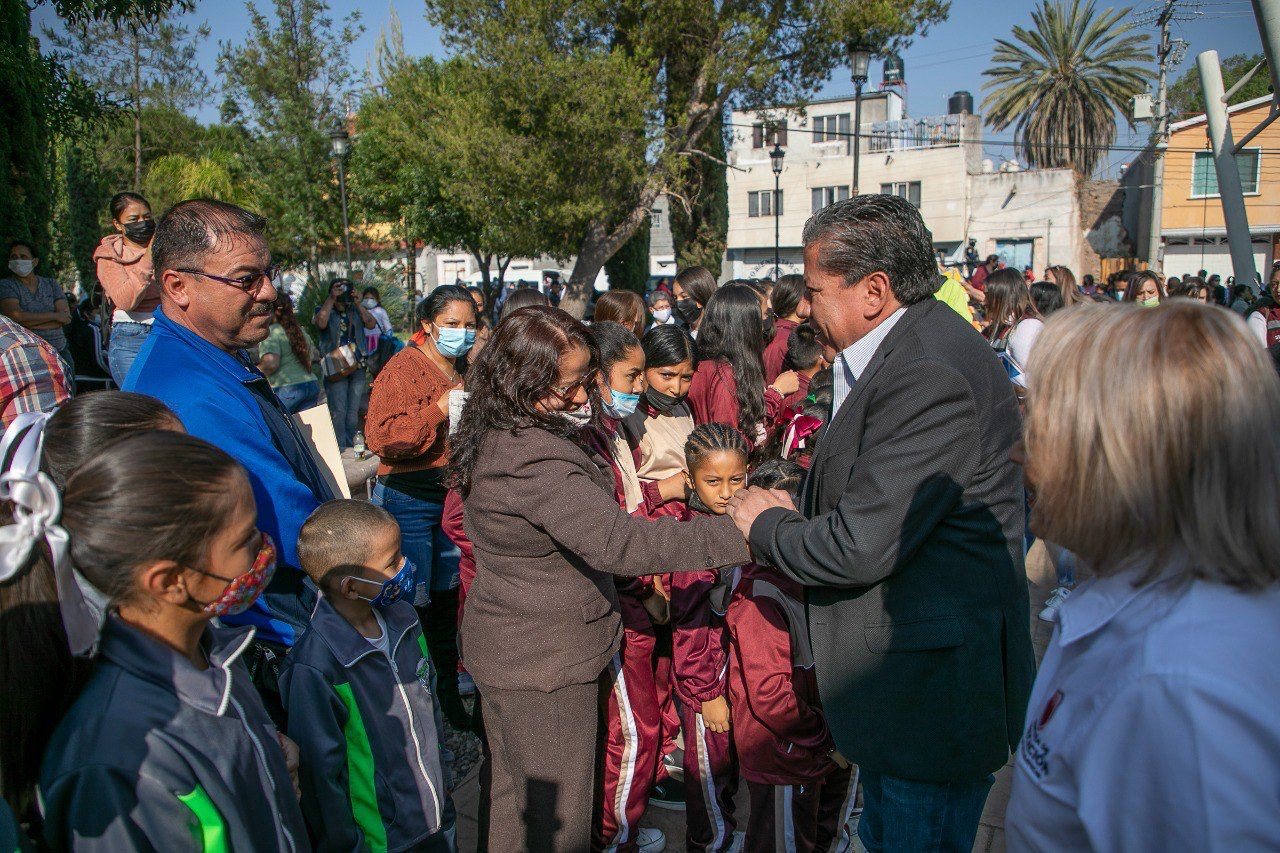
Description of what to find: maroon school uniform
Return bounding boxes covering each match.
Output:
[723,564,858,852]
[686,358,785,449]
[672,503,740,852]
[762,317,799,384]
[581,420,669,853]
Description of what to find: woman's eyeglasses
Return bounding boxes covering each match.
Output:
[550,369,598,400]
[176,265,281,297]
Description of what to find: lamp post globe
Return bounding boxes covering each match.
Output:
[849,45,873,198]
[328,125,350,159]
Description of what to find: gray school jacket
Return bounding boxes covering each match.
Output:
[278,596,447,852]
[39,616,307,852]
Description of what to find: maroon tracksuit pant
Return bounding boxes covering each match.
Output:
[679,699,739,852]
[744,765,859,853]
[595,618,662,851]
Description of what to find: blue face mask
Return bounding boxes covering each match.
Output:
[603,389,641,420]
[433,326,476,358]
[347,558,416,609]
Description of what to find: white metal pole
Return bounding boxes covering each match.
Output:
[1251,0,1280,98]
[1198,51,1258,286]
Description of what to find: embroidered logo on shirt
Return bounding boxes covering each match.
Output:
[1019,690,1064,781]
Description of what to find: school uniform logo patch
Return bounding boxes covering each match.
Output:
[1019,690,1064,781]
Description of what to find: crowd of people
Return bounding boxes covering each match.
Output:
[0,189,1278,853]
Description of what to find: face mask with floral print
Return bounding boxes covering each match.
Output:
[189,532,277,617]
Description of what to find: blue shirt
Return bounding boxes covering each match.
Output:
[830,306,906,416]
[1006,564,1280,850]
[124,309,335,644]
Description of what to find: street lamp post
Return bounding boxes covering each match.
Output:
[849,46,872,197]
[329,125,353,276]
[770,142,785,282]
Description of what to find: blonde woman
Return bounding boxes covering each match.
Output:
[1006,303,1280,849]
[1042,265,1084,308]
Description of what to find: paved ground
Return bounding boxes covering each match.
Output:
[450,543,1060,853]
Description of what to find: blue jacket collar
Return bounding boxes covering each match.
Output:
[152,308,264,388]
[309,593,419,668]
[98,614,257,717]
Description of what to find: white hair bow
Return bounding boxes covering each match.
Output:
[0,412,99,655]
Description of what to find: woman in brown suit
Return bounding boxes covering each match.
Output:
[451,306,749,851]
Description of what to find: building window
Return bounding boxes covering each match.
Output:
[812,113,851,144]
[1192,148,1260,197]
[650,208,663,228]
[748,190,783,217]
[880,181,922,207]
[752,122,788,149]
[811,185,850,212]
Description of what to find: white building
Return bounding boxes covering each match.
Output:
[722,90,1083,280]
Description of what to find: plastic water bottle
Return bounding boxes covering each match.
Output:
[353,430,366,459]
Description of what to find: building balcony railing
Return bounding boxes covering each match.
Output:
[868,115,965,153]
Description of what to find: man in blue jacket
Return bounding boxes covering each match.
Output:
[125,199,336,714]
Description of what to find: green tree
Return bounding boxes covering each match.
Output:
[604,218,651,295]
[1168,53,1270,120]
[982,0,1154,177]
[45,1,210,190]
[425,0,948,317]
[352,53,576,305]
[218,0,362,277]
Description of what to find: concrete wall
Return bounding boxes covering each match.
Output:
[966,168,1081,274]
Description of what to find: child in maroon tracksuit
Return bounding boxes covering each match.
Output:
[721,459,858,852]
[584,321,677,853]
[673,422,752,852]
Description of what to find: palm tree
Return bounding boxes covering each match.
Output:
[982,0,1154,176]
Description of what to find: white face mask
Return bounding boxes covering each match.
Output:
[559,401,593,427]
[8,259,35,277]
[652,308,672,323]
[362,298,378,310]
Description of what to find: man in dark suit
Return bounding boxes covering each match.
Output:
[727,194,1034,852]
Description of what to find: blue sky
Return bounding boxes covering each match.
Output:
[34,0,1265,177]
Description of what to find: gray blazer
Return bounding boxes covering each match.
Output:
[750,298,1035,783]
[461,425,749,692]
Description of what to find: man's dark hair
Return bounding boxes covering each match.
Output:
[801,194,938,305]
[151,199,267,277]
[7,240,33,256]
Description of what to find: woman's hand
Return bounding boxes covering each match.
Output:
[702,696,731,734]
[656,471,689,503]
[652,575,669,601]
[770,370,801,396]
[437,381,466,415]
[641,588,669,625]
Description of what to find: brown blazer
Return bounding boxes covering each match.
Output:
[460,425,749,692]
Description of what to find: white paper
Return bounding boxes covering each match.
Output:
[448,390,470,436]
[292,402,352,499]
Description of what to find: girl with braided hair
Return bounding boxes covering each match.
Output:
[670,422,750,851]
[258,293,320,414]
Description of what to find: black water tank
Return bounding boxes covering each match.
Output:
[948,90,974,115]
[883,53,905,85]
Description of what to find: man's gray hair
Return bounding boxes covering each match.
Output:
[801,194,939,305]
[152,199,267,277]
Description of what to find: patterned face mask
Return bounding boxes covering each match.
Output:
[190,532,277,617]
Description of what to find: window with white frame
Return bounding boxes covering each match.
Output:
[1191,149,1260,197]
[812,114,851,144]
[880,181,922,207]
[748,190,783,217]
[811,185,850,212]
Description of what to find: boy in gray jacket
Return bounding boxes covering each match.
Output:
[280,500,453,852]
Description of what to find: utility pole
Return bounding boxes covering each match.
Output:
[1144,0,1177,270]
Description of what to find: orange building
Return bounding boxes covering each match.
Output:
[1129,95,1279,281]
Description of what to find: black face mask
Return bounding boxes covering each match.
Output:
[676,298,700,324]
[762,315,776,345]
[687,488,714,515]
[123,219,156,244]
[644,387,685,415]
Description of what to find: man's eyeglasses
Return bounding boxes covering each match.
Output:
[176,265,281,297]
[550,369,598,400]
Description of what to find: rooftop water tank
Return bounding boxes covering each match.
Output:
[883,53,905,86]
[948,90,974,115]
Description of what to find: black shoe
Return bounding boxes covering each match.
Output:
[648,777,686,811]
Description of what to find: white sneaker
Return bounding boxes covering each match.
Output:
[1039,586,1072,622]
[636,826,666,853]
